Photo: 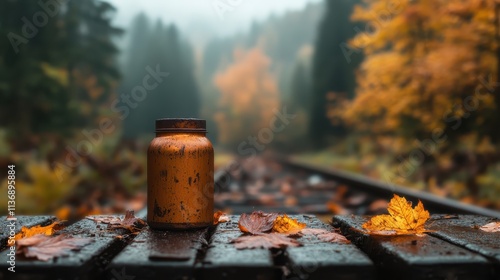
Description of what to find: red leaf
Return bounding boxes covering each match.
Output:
[16,234,92,261]
[232,233,302,249]
[238,211,278,234]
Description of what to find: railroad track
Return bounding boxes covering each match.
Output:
[2,155,500,279]
[213,156,500,218]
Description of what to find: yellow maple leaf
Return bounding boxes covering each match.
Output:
[15,222,63,241]
[363,194,430,235]
[272,214,306,234]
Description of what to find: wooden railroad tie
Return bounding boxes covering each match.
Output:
[0,214,499,280]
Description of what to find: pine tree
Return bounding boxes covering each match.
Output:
[0,0,122,148]
[121,19,200,137]
[309,0,363,147]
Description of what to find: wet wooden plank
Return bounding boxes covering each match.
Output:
[0,216,137,280]
[0,216,56,250]
[333,215,493,280]
[283,215,375,280]
[200,215,278,280]
[428,215,500,277]
[107,227,208,280]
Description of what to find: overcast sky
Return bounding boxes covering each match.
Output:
[107,0,322,38]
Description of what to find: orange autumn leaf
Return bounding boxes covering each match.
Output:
[15,221,64,241]
[272,214,306,234]
[213,211,230,225]
[363,194,430,235]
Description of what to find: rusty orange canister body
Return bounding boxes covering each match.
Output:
[147,118,214,230]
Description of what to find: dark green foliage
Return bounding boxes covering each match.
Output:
[309,0,363,147]
[289,61,311,112]
[0,0,121,147]
[121,15,200,138]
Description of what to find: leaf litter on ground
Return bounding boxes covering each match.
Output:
[16,234,92,261]
[86,210,146,233]
[233,211,350,249]
[232,233,301,249]
[295,228,350,243]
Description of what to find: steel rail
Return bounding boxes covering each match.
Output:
[275,157,500,218]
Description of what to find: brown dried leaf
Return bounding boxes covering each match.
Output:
[293,228,350,243]
[232,233,302,249]
[327,201,349,215]
[87,210,146,233]
[368,199,389,213]
[317,232,350,243]
[238,211,278,234]
[479,221,500,232]
[213,211,230,225]
[16,234,92,261]
[86,215,122,225]
[298,228,330,236]
[363,194,430,235]
[272,214,306,234]
[15,221,64,240]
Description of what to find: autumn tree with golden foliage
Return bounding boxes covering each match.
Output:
[214,48,280,148]
[340,0,500,199]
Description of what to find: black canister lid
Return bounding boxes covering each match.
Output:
[155,118,206,132]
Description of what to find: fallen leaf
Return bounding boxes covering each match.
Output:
[213,211,230,225]
[86,215,123,225]
[317,232,350,243]
[110,210,146,232]
[232,233,301,249]
[238,211,277,234]
[430,214,459,221]
[368,199,389,213]
[345,194,367,206]
[16,234,92,261]
[15,222,64,240]
[363,194,430,235]
[298,228,330,236]
[442,214,459,219]
[292,228,350,243]
[87,210,146,233]
[479,221,500,232]
[327,201,349,215]
[272,214,306,234]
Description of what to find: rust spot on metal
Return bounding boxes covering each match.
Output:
[154,199,167,218]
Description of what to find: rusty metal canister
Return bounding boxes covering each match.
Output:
[147,118,214,230]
